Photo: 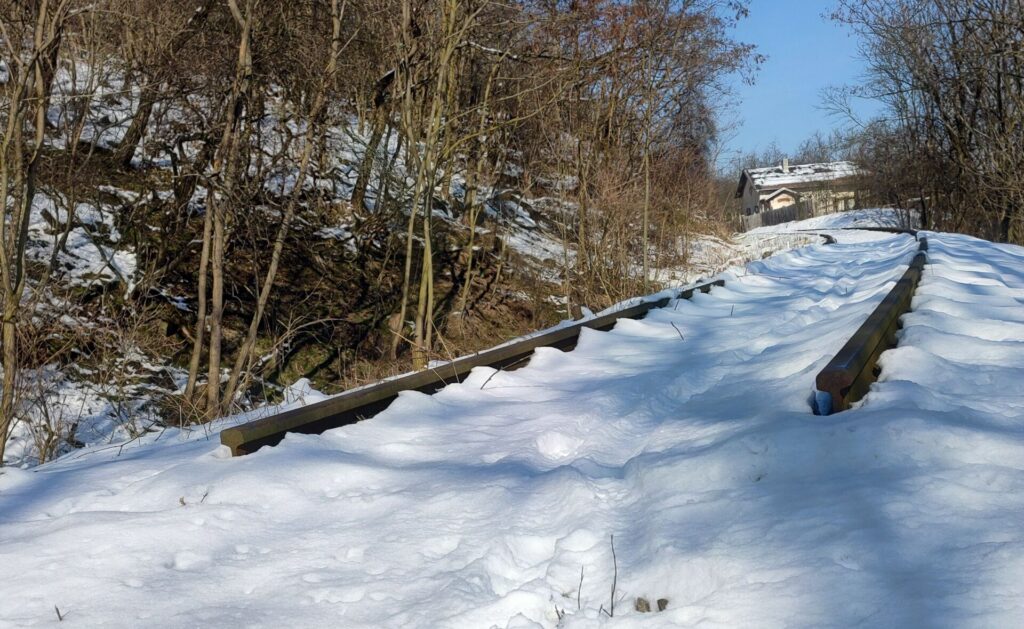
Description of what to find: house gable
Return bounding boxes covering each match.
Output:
[762,187,800,202]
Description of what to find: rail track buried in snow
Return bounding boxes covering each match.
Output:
[815,230,929,414]
[221,279,725,455]
[221,227,929,456]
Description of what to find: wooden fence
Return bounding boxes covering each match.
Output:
[741,200,814,231]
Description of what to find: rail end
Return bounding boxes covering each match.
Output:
[813,389,834,416]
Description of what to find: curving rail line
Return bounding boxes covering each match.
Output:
[220,227,930,456]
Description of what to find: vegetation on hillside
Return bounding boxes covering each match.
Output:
[0,0,757,463]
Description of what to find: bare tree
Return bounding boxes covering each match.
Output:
[834,0,1024,243]
[0,0,79,463]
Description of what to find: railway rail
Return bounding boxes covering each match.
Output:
[221,227,929,456]
[815,230,928,414]
[221,279,725,455]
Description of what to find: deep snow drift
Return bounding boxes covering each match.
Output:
[1,223,1023,628]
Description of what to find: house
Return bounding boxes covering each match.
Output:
[735,159,867,229]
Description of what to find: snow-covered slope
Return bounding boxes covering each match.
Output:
[2,228,1023,628]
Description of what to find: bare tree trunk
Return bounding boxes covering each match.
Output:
[642,143,650,292]
[375,124,399,215]
[205,194,226,419]
[406,0,467,368]
[183,201,212,407]
[456,163,481,316]
[112,0,215,169]
[412,229,431,368]
[220,0,347,413]
[455,62,501,317]
[390,141,427,360]
[0,86,26,459]
[113,96,154,169]
[411,144,438,369]
[202,0,256,420]
[0,0,70,463]
[350,109,385,211]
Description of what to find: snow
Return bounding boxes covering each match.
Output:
[4,222,1023,627]
[314,224,357,253]
[2,192,151,467]
[16,60,860,476]
[743,161,864,190]
[666,231,821,285]
[748,207,920,234]
[7,81,1024,627]
[24,196,137,291]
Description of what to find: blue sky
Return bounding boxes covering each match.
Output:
[719,0,882,162]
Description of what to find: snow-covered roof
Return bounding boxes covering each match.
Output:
[737,161,865,197]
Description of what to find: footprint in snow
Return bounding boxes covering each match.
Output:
[536,431,583,461]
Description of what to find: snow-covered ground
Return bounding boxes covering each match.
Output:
[748,207,920,234]
[2,216,1023,627]
[11,59,869,470]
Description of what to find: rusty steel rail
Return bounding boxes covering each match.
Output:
[836,226,919,235]
[221,279,725,455]
[795,226,919,240]
[815,235,929,415]
[745,230,837,245]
